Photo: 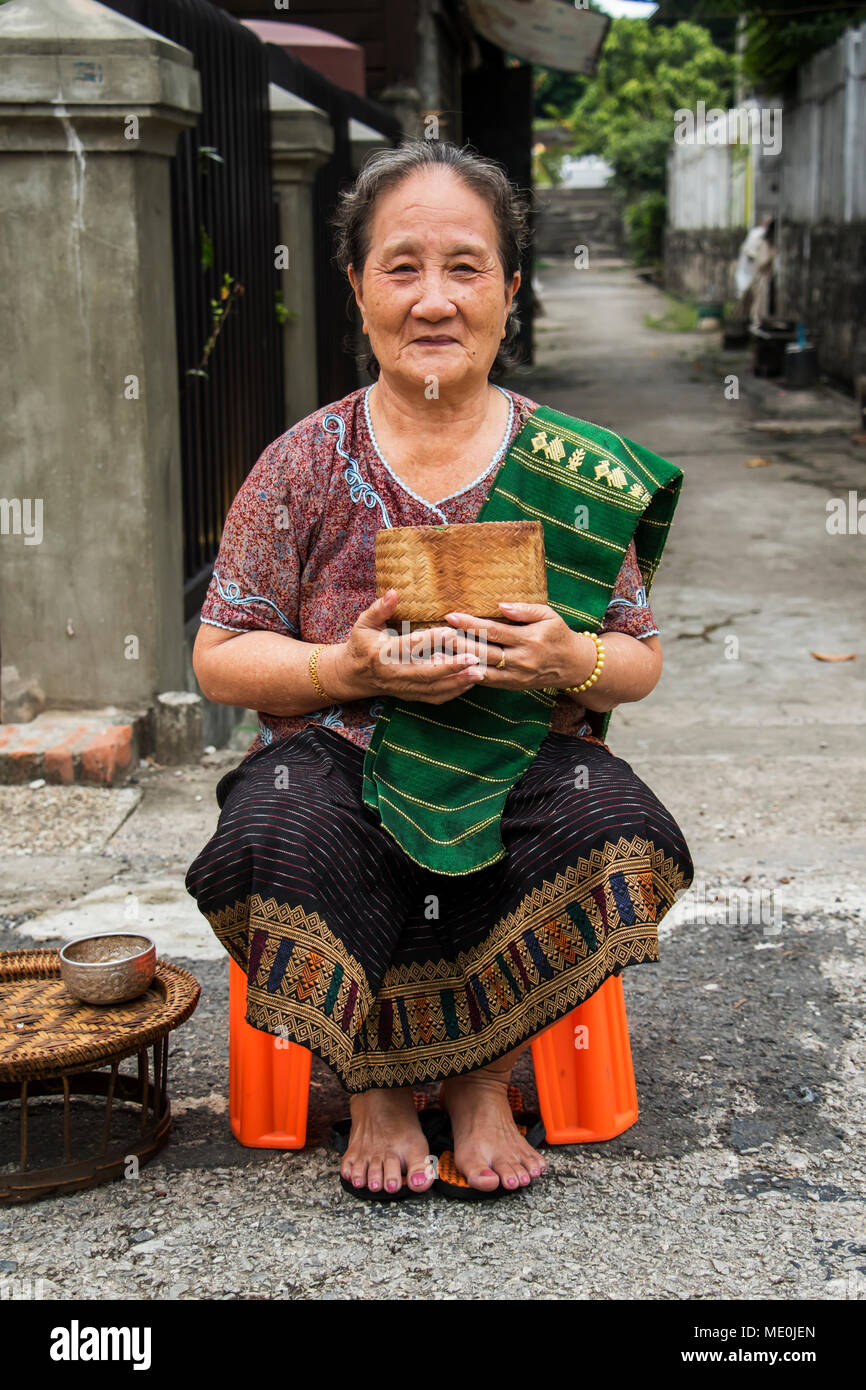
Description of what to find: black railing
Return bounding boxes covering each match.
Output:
[105,0,285,616]
[264,43,402,406]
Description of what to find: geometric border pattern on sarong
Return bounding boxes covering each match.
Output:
[208,833,689,1092]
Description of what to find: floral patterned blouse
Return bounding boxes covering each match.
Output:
[199,384,659,756]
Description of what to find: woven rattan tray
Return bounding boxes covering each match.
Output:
[0,949,200,1083]
[375,519,547,628]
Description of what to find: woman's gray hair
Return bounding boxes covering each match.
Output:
[332,139,530,380]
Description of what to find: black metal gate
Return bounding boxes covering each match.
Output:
[263,43,402,407]
[104,0,285,617]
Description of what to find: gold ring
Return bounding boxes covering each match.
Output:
[495,651,506,670]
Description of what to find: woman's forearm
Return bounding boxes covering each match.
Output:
[193,628,376,715]
[564,631,662,713]
[193,621,661,719]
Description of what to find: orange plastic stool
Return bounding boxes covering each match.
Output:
[530,974,638,1143]
[229,959,636,1148]
[229,957,311,1148]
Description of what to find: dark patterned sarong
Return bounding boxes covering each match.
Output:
[186,726,693,1092]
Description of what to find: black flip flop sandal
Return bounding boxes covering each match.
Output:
[330,1091,441,1202]
[431,1084,547,1203]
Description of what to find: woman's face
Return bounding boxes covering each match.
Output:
[348,168,520,395]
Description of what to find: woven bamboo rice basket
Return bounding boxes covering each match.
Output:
[375,520,547,630]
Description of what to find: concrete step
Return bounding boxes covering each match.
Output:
[0,709,146,786]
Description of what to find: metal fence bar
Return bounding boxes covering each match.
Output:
[103,0,285,614]
[101,0,400,608]
[264,43,402,406]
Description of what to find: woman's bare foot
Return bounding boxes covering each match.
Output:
[441,1050,547,1194]
[340,1086,436,1195]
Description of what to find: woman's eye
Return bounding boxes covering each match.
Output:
[453,264,477,274]
[388,264,415,274]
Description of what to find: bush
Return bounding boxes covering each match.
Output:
[626,192,667,267]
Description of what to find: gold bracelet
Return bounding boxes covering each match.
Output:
[563,631,605,697]
[308,643,334,702]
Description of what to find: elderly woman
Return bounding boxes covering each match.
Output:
[186,141,693,1201]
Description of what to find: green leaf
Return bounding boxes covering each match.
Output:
[200,224,214,272]
[198,146,225,173]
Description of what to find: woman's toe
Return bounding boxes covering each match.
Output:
[407,1151,435,1192]
[496,1160,521,1191]
[462,1154,500,1192]
[383,1151,403,1194]
[366,1159,384,1192]
[516,1137,546,1176]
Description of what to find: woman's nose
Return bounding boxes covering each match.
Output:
[410,274,457,319]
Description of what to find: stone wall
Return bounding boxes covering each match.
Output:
[663,221,866,384]
[662,228,744,305]
[777,221,866,386]
[534,187,625,260]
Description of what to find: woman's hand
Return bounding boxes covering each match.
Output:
[323,590,490,706]
[439,602,663,712]
[441,601,596,692]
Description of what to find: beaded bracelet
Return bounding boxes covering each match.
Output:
[308,643,334,702]
[563,631,605,697]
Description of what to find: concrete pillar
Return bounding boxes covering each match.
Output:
[269,84,333,426]
[0,0,201,715]
[348,117,391,175]
[152,689,202,765]
[377,83,422,139]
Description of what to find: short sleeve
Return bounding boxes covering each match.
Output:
[599,539,659,640]
[199,433,302,636]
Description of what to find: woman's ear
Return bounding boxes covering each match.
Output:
[347,264,368,335]
[502,270,521,338]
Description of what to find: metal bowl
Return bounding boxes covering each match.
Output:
[59,933,157,1005]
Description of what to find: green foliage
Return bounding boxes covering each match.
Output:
[532,134,567,187]
[274,289,297,327]
[645,294,699,332]
[197,145,225,173]
[187,272,244,382]
[649,0,737,54]
[563,19,734,199]
[654,0,866,90]
[199,224,214,272]
[626,191,668,267]
[737,1,866,90]
[533,69,591,122]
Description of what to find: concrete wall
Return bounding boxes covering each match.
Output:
[2,158,187,692]
[777,221,866,385]
[780,27,866,224]
[534,186,625,260]
[662,228,744,304]
[0,5,200,717]
[663,25,866,385]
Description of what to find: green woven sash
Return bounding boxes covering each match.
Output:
[361,406,683,875]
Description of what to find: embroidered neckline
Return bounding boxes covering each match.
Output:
[362,383,515,518]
